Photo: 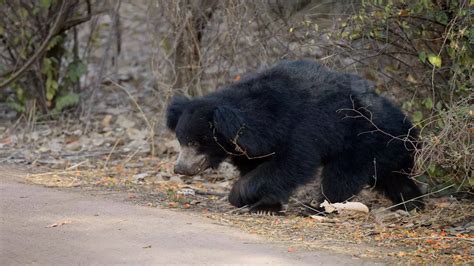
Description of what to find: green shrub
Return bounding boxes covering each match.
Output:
[337,0,473,190]
[0,1,91,116]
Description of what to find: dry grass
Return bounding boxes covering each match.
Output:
[415,96,473,190]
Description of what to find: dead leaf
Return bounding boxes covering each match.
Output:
[46,220,72,228]
[310,215,331,222]
[320,200,369,213]
[101,115,113,128]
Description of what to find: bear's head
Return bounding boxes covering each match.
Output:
[166,95,249,176]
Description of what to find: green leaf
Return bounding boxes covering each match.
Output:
[423,97,433,109]
[436,119,444,128]
[412,111,423,123]
[46,35,63,51]
[427,163,437,176]
[52,93,80,115]
[46,78,58,101]
[18,8,28,20]
[418,51,427,63]
[6,99,26,113]
[40,0,52,8]
[67,61,87,82]
[434,11,448,25]
[428,54,442,68]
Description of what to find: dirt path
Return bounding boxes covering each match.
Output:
[0,165,377,265]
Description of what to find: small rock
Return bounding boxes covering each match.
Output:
[403,223,415,228]
[65,141,82,151]
[169,176,183,183]
[106,107,126,115]
[190,200,200,205]
[72,129,82,136]
[125,162,144,168]
[133,173,149,183]
[92,137,105,147]
[154,173,166,181]
[48,139,63,153]
[177,188,195,196]
[218,181,231,188]
[127,128,148,140]
[116,115,136,129]
[157,139,180,155]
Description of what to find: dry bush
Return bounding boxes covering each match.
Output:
[335,0,473,190]
[415,96,473,191]
[146,0,472,191]
[147,0,358,100]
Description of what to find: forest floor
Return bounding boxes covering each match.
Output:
[0,123,472,264]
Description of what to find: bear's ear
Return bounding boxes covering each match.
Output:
[212,106,245,142]
[166,95,189,131]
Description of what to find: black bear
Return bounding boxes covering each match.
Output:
[166,60,424,213]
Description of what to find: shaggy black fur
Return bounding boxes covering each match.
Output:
[167,60,424,213]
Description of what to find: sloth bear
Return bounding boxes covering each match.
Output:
[166,60,424,213]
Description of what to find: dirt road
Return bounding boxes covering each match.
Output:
[0,166,375,265]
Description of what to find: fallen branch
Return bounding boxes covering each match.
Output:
[382,184,455,211]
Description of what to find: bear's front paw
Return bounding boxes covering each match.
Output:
[249,200,283,215]
[229,178,260,208]
[228,179,248,207]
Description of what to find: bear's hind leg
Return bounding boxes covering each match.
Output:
[319,159,369,204]
[374,171,424,211]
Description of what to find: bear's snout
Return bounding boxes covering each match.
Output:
[174,146,208,176]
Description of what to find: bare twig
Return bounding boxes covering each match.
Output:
[382,184,455,211]
[83,0,122,132]
[210,122,276,160]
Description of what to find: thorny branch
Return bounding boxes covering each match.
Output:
[210,122,275,160]
[337,95,420,151]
